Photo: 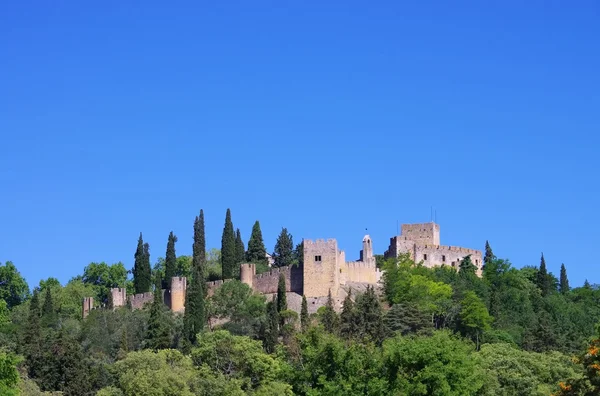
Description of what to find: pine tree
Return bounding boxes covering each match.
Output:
[235,228,245,265]
[133,233,152,293]
[355,286,386,344]
[340,289,358,339]
[459,255,477,275]
[246,221,267,265]
[559,263,570,294]
[145,280,172,350]
[385,303,432,336]
[321,289,338,334]
[273,228,294,267]
[294,241,304,267]
[221,209,236,279]
[164,231,178,289]
[300,295,309,331]
[264,296,279,353]
[584,279,591,289]
[277,273,287,313]
[192,210,206,284]
[41,288,58,328]
[484,240,495,268]
[537,253,550,296]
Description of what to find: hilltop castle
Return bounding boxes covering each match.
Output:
[83,222,481,317]
[384,222,483,276]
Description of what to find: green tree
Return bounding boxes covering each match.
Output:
[537,253,551,296]
[277,273,287,314]
[273,227,294,267]
[293,241,304,267]
[246,221,267,265]
[355,285,386,344]
[235,228,245,265]
[459,255,477,275]
[0,261,30,309]
[484,240,495,267]
[221,208,236,279]
[264,296,279,353]
[133,233,152,294]
[321,289,338,334]
[24,289,42,380]
[385,302,433,336]
[145,280,173,350]
[300,295,309,331]
[164,231,178,289]
[41,287,58,328]
[82,261,128,304]
[193,210,207,282]
[559,263,570,294]
[459,291,493,350]
[0,352,20,396]
[340,289,358,339]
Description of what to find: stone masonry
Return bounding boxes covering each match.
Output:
[384,222,483,276]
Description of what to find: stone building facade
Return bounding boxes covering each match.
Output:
[384,222,483,276]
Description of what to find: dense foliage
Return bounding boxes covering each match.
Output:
[2,217,600,395]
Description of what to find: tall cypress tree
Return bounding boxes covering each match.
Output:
[133,233,152,293]
[164,231,178,289]
[24,289,42,379]
[484,241,495,267]
[235,228,245,265]
[184,210,207,345]
[221,209,236,279]
[277,273,287,313]
[273,228,294,268]
[264,296,279,353]
[355,285,386,344]
[559,263,570,294]
[294,241,304,267]
[192,211,206,283]
[246,221,267,265]
[537,253,550,296]
[300,295,309,331]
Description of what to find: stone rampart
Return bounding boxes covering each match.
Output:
[128,292,154,310]
[82,297,94,318]
[252,265,303,295]
[342,261,378,283]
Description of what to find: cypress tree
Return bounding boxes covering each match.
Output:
[484,240,495,268]
[294,241,304,267]
[321,289,338,334]
[221,209,236,279]
[584,279,591,289]
[277,273,287,313]
[133,233,152,293]
[300,295,309,331]
[559,263,570,294]
[184,210,207,345]
[145,279,172,350]
[340,289,358,339]
[41,288,58,328]
[536,253,550,296]
[246,221,267,265]
[235,228,245,265]
[192,211,206,283]
[164,231,178,289]
[273,228,294,267]
[264,296,279,353]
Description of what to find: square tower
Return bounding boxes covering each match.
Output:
[303,239,341,298]
[400,222,440,245]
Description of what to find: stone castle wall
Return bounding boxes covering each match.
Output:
[414,244,483,275]
[342,261,380,284]
[129,292,154,310]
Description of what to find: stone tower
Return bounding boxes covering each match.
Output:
[110,287,127,309]
[360,234,374,265]
[170,277,187,313]
[240,263,256,288]
[303,239,342,298]
[82,297,94,318]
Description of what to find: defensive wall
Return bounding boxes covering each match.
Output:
[240,263,303,294]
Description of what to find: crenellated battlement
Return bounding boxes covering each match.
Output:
[303,238,338,247]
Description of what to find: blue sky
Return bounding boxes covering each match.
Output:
[1,1,598,289]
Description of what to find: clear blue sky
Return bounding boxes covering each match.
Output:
[1,1,598,290]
